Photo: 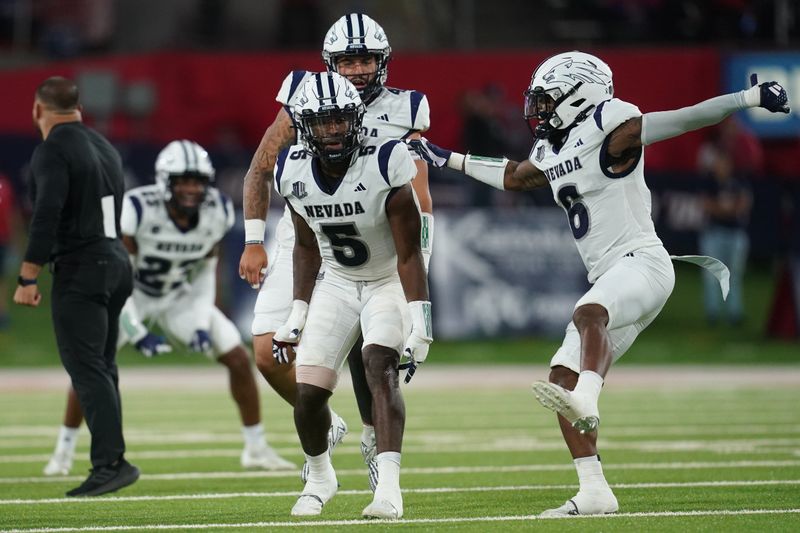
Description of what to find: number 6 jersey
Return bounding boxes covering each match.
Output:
[529,98,663,283]
[275,138,417,282]
[119,184,235,296]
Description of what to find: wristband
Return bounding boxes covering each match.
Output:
[17,276,37,287]
[408,300,433,341]
[464,154,508,190]
[244,219,266,244]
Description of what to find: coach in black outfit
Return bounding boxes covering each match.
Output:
[14,77,139,497]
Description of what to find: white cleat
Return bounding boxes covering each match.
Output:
[241,444,296,471]
[362,494,403,520]
[360,432,378,492]
[291,469,338,516]
[539,489,618,517]
[531,380,600,434]
[43,453,73,476]
[301,414,348,483]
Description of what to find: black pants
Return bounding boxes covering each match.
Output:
[51,248,133,468]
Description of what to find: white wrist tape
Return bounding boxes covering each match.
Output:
[446,152,466,171]
[119,298,148,344]
[408,300,433,342]
[464,154,507,190]
[244,219,266,244]
[420,213,434,271]
[741,85,761,108]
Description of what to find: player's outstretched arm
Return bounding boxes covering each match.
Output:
[637,74,789,148]
[407,138,548,192]
[239,108,296,289]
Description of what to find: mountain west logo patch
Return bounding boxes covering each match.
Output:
[535,144,546,163]
[292,181,308,199]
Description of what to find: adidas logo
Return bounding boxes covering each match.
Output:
[354,183,367,192]
[574,139,584,148]
[377,114,389,121]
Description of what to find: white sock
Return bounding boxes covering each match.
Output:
[573,370,604,401]
[241,422,266,449]
[574,455,611,493]
[375,451,401,494]
[55,425,79,456]
[305,450,332,479]
[361,424,375,445]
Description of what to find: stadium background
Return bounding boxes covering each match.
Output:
[1,1,800,531]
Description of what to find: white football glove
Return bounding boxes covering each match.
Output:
[400,301,433,383]
[273,300,309,364]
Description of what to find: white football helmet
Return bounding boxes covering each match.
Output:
[524,51,614,141]
[322,13,391,101]
[294,72,366,163]
[154,140,215,208]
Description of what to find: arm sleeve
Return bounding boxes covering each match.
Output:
[24,144,69,265]
[641,91,749,146]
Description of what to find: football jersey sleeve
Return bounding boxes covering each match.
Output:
[377,140,417,188]
[593,98,642,133]
[276,70,312,107]
[120,193,142,237]
[273,148,292,197]
[410,91,431,133]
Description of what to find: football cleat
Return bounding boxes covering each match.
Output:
[301,413,348,483]
[240,444,296,471]
[43,451,74,476]
[540,489,618,517]
[362,491,403,520]
[531,381,599,434]
[291,467,338,516]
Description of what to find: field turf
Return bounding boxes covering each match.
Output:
[0,366,798,531]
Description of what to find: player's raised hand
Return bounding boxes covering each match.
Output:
[239,245,268,289]
[134,332,172,358]
[189,330,213,355]
[273,300,309,364]
[749,73,790,113]
[406,137,452,168]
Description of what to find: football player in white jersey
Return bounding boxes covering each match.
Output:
[272,72,431,519]
[239,13,432,490]
[43,140,294,476]
[410,51,790,516]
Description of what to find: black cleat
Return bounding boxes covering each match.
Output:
[65,458,140,497]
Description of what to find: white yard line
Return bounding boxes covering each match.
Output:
[2,459,800,485]
[2,365,799,392]
[1,481,799,506]
[5,508,800,533]
[3,436,800,464]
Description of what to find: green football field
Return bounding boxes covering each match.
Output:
[1,366,798,532]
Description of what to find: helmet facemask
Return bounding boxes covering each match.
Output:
[327,51,390,102]
[166,173,210,217]
[298,104,365,164]
[524,82,585,141]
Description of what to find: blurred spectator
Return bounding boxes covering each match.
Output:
[697,127,755,325]
[0,173,20,329]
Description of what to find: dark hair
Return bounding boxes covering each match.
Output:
[36,77,80,112]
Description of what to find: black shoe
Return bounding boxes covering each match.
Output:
[66,459,140,497]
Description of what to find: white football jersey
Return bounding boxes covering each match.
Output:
[529,98,663,283]
[275,137,417,281]
[120,184,235,296]
[273,70,429,249]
